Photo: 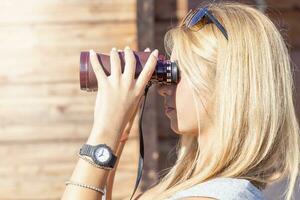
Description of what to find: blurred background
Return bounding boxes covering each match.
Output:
[0,0,299,199]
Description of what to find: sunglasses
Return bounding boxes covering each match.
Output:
[181,6,228,40]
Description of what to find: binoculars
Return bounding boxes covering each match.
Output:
[79,51,180,91]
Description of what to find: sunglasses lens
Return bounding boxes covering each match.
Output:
[189,16,210,31]
[180,7,228,40]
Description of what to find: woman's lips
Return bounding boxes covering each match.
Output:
[165,106,175,113]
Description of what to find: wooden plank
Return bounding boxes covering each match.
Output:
[137,0,155,50]
[0,123,92,142]
[154,21,177,53]
[0,0,136,25]
[137,2,156,187]
[177,0,188,20]
[156,138,178,171]
[266,0,300,9]
[136,88,159,190]
[267,9,300,49]
[0,122,139,143]
[291,50,300,119]
[0,23,137,49]
[0,82,84,98]
[0,0,141,199]
[0,22,137,84]
[0,82,144,141]
[0,82,92,129]
[155,0,177,21]
[0,138,139,199]
[154,0,188,22]
[0,92,95,125]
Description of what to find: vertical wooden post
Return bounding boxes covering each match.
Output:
[137,0,155,50]
[137,0,159,191]
[136,0,184,192]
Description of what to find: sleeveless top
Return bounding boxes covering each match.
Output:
[165,177,265,200]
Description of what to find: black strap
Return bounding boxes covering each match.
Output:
[129,81,152,200]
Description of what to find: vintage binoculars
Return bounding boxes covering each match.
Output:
[79,51,180,91]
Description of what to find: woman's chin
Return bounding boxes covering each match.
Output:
[169,120,180,134]
[165,110,183,135]
[170,122,197,136]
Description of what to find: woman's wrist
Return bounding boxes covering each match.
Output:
[87,125,122,153]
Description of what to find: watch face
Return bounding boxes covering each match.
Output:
[94,146,111,163]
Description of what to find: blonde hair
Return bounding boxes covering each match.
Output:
[143,1,300,200]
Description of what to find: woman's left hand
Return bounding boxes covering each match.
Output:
[88,46,158,148]
[119,47,151,142]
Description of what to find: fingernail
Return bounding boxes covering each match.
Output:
[90,49,95,55]
[112,47,117,51]
[152,49,158,58]
[125,46,130,50]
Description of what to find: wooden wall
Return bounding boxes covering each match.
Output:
[0,0,139,199]
[0,0,299,199]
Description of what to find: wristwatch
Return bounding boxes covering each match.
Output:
[79,144,117,169]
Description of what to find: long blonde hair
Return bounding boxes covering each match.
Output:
[143,1,300,200]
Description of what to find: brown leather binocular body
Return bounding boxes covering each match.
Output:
[80,51,180,91]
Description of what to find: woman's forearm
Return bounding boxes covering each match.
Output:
[62,127,121,200]
[104,135,128,199]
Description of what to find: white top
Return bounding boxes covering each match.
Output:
[165,177,265,200]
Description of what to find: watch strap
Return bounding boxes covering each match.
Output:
[107,154,117,168]
[79,144,94,157]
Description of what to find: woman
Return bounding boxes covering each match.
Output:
[62,1,299,200]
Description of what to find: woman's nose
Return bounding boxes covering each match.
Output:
[157,84,173,97]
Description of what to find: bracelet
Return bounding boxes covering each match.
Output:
[77,153,114,170]
[65,180,105,195]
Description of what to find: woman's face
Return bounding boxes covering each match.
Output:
[157,54,213,137]
[157,73,198,136]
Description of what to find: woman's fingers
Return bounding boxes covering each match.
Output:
[89,49,107,84]
[110,47,122,79]
[123,46,136,81]
[135,49,158,93]
[90,46,157,95]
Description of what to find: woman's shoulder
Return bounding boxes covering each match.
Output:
[166,177,265,200]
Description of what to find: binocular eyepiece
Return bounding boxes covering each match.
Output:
[79,51,180,91]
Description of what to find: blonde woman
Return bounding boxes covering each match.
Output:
[62,1,299,200]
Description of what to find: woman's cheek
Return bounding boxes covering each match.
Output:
[175,79,198,134]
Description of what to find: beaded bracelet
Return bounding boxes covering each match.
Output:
[65,180,105,195]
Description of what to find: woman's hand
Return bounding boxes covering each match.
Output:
[88,46,158,148]
[119,47,151,142]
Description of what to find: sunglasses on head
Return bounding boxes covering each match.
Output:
[181,6,228,40]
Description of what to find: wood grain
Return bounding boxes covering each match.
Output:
[0,0,140,199]
[0,0,136,25]
[0,138,140,199]
[0,23,137,84]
